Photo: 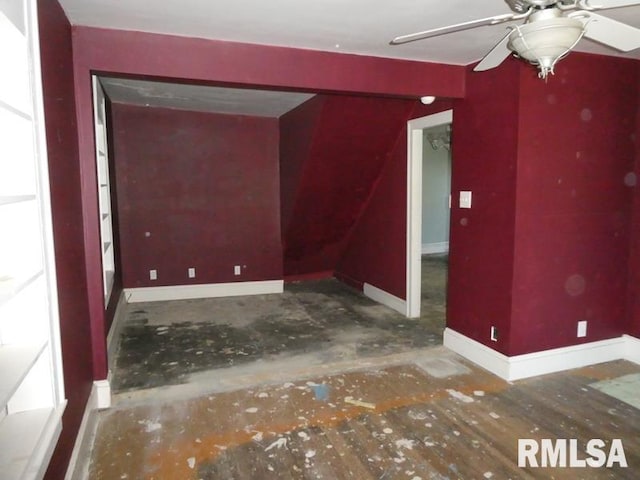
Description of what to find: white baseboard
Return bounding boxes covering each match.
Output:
[64,380,110,480]
[363,283,406,315]
[124,280,284,303]
[624,334,640,364]
[421,242,449,255]
[444,328,638,382]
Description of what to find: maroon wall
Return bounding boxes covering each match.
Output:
[627,64,640,339]
[72,27,465,99]
[446,59,522,352]
[282,95,416,277]
[37,1,94,478]
[510,54,638,355]
[337,100,454,297]
[112,104,282,287]
[70,26,468,380]
[280,96,325,240]
[447,54,639,356]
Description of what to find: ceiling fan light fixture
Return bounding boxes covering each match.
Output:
[508,16,585,78]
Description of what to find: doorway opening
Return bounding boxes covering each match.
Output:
[406,110,453,320]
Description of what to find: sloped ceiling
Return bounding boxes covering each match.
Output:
[100,77,314,117]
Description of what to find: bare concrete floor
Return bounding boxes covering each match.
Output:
[110,255,448,396]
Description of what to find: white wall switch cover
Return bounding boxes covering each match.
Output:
[577,320,587,338]
[234,265,241,276]
[188,267,196,278]
[460,191,472,209]
[149,269,157,280]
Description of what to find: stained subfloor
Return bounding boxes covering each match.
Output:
[110,255,448,394]
[89,352,640,479]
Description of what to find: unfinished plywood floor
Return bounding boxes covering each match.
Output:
[110,256,447,394]
[89,351,640,479]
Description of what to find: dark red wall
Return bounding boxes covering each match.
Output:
[70,26,468,380]
[337,100,454,297]
[37,1,94,478]
[447,54,639,356]
[282,95,416,277]
[72,27,465,99]
[112,104,282,287]
[627,65,640,339]
[510,54,638,355]
[446,59,522,352]
[280,96,325,240]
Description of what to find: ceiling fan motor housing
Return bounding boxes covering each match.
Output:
[506,0,576,13]
[507,8,584,76]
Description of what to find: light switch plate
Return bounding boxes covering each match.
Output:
[460,191,472,209]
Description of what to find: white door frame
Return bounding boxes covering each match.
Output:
[406,110,453,318]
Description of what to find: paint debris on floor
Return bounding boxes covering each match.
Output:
[88,356,640,479]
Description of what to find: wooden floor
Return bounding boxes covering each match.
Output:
[88,350,640,479]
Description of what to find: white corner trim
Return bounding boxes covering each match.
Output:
[124,280,284,303]
[64,380,110,480]
[363,283,406,316]
[624,334,640,365]
[443,328,511,379]
[444,327,635,382]
[421,242,449,255]
[94,379,111,409]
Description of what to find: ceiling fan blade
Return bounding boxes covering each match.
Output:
[390,13,519,45]
[579,0,640,9]
[473,30,513,71]
[575,11,640,51]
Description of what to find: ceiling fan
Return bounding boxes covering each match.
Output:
[391,0,640,78]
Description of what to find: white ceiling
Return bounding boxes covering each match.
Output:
[100,77,315,118]
[57,0,640,65]
[61,0,640,114]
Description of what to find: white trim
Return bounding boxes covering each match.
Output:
[64,381,109,480]
[363,283,406,315]
[94,379,111,410]
[124,280,284,303]
[406,110,453,318]
[624,334,640,365]
[444,328,638,382]
[421,242,449,255]
[106,291,127,374]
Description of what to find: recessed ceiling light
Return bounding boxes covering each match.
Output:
[420,96,436,105]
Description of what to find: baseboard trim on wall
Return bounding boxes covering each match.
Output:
[64,380,111,480]
[421,242,449,255]
[363,283,406,316]
[624,334,640,364]
[444,327,637,382]
[124,280,284,303]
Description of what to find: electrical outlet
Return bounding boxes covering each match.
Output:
[149,269,157,280]
[577,320,587,338]
[234,265,241,276]
[490,326,498,342]
[188,267,196,278]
